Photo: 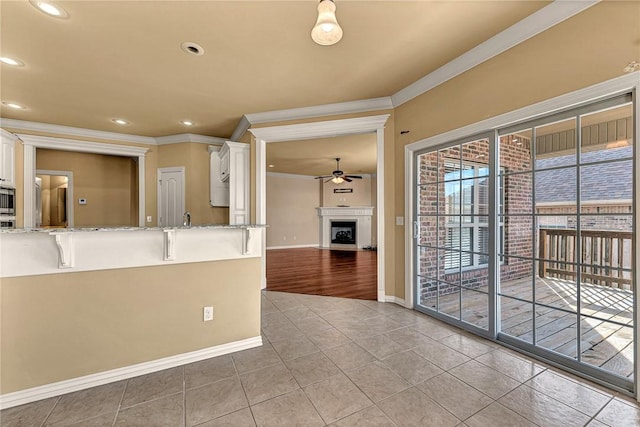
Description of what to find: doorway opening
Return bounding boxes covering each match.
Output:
[35,169,73,228]
[251,114,390,302]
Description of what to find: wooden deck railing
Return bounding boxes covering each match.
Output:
[538,227,633,290]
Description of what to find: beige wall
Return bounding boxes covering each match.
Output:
[321,176,372,207]
[0,258,261,393]
[158,142,229,225]
[37,149,137,227]
[391,1,640,299]
[266,173,319,248]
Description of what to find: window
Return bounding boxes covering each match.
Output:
[444,161,502,270]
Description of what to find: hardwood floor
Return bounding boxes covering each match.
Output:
[266,247,377,300]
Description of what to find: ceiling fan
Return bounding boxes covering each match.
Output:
[315,158,363,184]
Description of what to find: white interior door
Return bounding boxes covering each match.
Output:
[158,167,185,227]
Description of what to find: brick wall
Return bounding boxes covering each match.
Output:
[417,135,534,301]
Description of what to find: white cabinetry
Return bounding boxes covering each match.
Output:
[209,141,250,224]
[0,129,16,188]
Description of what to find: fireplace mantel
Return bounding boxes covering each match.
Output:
[316,206,374,249]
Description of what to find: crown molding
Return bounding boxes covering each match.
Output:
[0,118,156,145]
[250,114,390,143]
[391,0,599,107]
[233,97,392,141]
[155,133,226,145]
[17,133,149,157]
[231,115,251,142]
[0,128,19,142]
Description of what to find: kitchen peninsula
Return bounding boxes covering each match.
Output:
[0,224,265,408]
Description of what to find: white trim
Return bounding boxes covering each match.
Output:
[231,115,251,142]
[0,128,19,143]
[35,169,74,228]
[17,134,149,157]
[155,134,226,145]
[18,134,149,227]
[266,244,318,250]
[0,335,262,410]
[391,1,599,107]
[3,118,156,145]
[249,115,390,143]
[251,115,389,299]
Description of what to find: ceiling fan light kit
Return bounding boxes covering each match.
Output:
[316,158,362,184]
[311,0,343,46]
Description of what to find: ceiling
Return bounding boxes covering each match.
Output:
[0,0,550,140]
[266,132,377,176]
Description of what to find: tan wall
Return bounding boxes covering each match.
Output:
[158,142,229,225]
[321,176,372,207]
[391,1,640,300]
[36,149,137,227]
[0,258,261,393]
[266,173,319,248]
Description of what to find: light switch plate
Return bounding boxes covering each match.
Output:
[396,216,404,226]
[78,198,87,205]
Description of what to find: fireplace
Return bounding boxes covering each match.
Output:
[331,221,356,245]
[316,207,373,249]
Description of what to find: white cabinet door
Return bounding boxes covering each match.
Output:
[0,132,16,188]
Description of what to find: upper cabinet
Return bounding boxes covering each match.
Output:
[0,130,16,188]
[209,141,250,224]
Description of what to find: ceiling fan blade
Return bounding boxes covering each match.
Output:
[344,177,352,182]
[345,175,363,179]
[324,178,333,183]
[315,175,331,179]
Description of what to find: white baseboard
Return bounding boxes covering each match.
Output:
[0,335,262,410]
[266,244,318,250]
[385,296,407,307]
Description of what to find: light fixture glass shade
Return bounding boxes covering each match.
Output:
[332,176,344,184]
[311,0,343,46]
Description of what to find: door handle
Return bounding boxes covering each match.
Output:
[413,221,419,239]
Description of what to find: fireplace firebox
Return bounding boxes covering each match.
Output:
[331,221,356,245]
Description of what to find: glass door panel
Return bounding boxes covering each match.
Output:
[415,136,492,332]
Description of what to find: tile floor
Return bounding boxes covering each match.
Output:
[3,291,640,426]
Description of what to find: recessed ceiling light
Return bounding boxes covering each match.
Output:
[0,57,25,67]
[268,165,275,168]
[111,118,129,125]
[180,120,194,126]
[181,42,204,56]
[29,0,69,18]
[2,101,26,110]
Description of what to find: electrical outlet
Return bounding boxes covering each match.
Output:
[146,215,152,223]
[203,306,213,322]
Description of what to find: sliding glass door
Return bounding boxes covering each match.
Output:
[413,94,635,391]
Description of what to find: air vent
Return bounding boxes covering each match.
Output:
[181,42,204,56]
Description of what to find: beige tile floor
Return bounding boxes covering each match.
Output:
[3,290,640,427]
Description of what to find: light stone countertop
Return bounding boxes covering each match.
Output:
[0,224,268,234]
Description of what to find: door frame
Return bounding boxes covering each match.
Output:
[250,114,390,302]
[35,169,74,228]
[405,72,640,395]
[157,167,186,227]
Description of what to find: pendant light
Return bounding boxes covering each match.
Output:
[311,0,343,46]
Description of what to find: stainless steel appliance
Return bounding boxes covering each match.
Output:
[0,217,16,229]
[0,187,16,215]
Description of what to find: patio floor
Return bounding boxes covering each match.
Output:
[425,276,634,379]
